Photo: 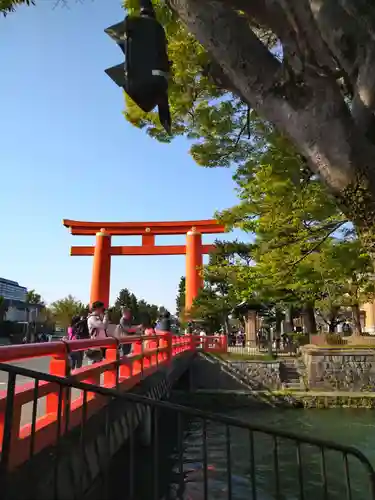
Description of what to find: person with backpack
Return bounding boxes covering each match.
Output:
[68,315,84,370]
[156,310,171,332]
[115,307,141,356]
[74,316,90,339]
[86,301,109,363]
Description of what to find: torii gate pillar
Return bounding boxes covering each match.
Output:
[185,229,203,310]
[90,229,111,308]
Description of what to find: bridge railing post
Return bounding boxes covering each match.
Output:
[132,339,143,375]
[188,334,195,352]
[166,333,173,363]
[104,339,119,389]
[157,334,165,363]
[46,346,69,416]
[221,334,228,353]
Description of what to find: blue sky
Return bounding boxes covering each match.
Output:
[0,0,246,312]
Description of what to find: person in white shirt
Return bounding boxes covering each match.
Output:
[87,301,108,339]
[199,329,206,348]
[86,301,109,363]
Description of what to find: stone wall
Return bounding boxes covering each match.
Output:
[229,361,282,390]
[301,346,375,391]
[189,354,282,391]
[309,334,375,346]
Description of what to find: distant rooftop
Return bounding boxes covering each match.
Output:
[0,277,24,287]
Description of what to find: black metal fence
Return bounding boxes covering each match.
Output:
[0,362,374,500]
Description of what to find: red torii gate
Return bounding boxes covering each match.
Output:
[63,219,226,311]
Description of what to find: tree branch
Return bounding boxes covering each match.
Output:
[310,1,375,140]
[351,42,375,140]
[309,0,363,84]
[169,0,375,206]
[277,0,338,74]
[339,0,375,43]
[289,221,343,269]
[169,0,282,106]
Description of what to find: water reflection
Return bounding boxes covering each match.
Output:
[166,409,375,500]
[101,407,375,500]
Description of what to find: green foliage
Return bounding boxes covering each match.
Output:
[26,289,44,305]
[139,299,159,323]
[214,129,375,329]
[190,240,253,331]
[121,2,374,327]
[290,333,310,347]
[176,276,185,318]
[110,288,159,324]
[49,295,88,328]
[186,127,373,333]
[0,0,34,16]
[216,353,276,362]
[124,0,258,164]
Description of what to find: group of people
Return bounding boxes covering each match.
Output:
[66,301,172,370]
[228,330,246,347]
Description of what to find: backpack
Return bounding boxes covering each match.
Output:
[72,319,89,340]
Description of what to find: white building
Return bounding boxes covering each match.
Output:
[0,277,40,322]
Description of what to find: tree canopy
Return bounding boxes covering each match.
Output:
[190,129,375,334]
[5,1,375,251]
[122,0,375,256]
[189,240,253,331]
[175,276,185,319]
[5,0,375,335]
[49,295,88,328]
[109,287,159,324]
[26,290,44,306]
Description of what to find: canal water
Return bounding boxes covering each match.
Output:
[163,407,375,500]
[103,407,375,500]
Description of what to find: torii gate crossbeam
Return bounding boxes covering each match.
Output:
[63,219,226,311]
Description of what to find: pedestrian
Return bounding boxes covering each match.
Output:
[156,310,171,332]
[86,301,109,363]
[116,307,138,356]
[68,315,83,370]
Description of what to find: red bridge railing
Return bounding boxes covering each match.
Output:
[0,333,227,469]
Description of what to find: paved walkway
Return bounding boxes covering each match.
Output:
[0,356,90,426]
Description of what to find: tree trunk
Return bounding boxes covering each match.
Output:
[351,303,363,336]
[327,306,339,333]
[170,0,375,256]
[223,315,230,335]
[302,302,317,334]
[284,305,294,333]
[328,320,336,333]
[275,309,283,336]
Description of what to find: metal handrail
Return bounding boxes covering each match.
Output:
[0,335,227,471]
[0,362,374,500]
[0,361,370,463]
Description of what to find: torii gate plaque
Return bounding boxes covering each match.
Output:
[63,219,226,311]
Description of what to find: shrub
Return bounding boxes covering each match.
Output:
[290,333,310,346]
[325,333,347,345]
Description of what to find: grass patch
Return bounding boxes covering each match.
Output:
[308,344,375,350]
[213,353,276,362]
